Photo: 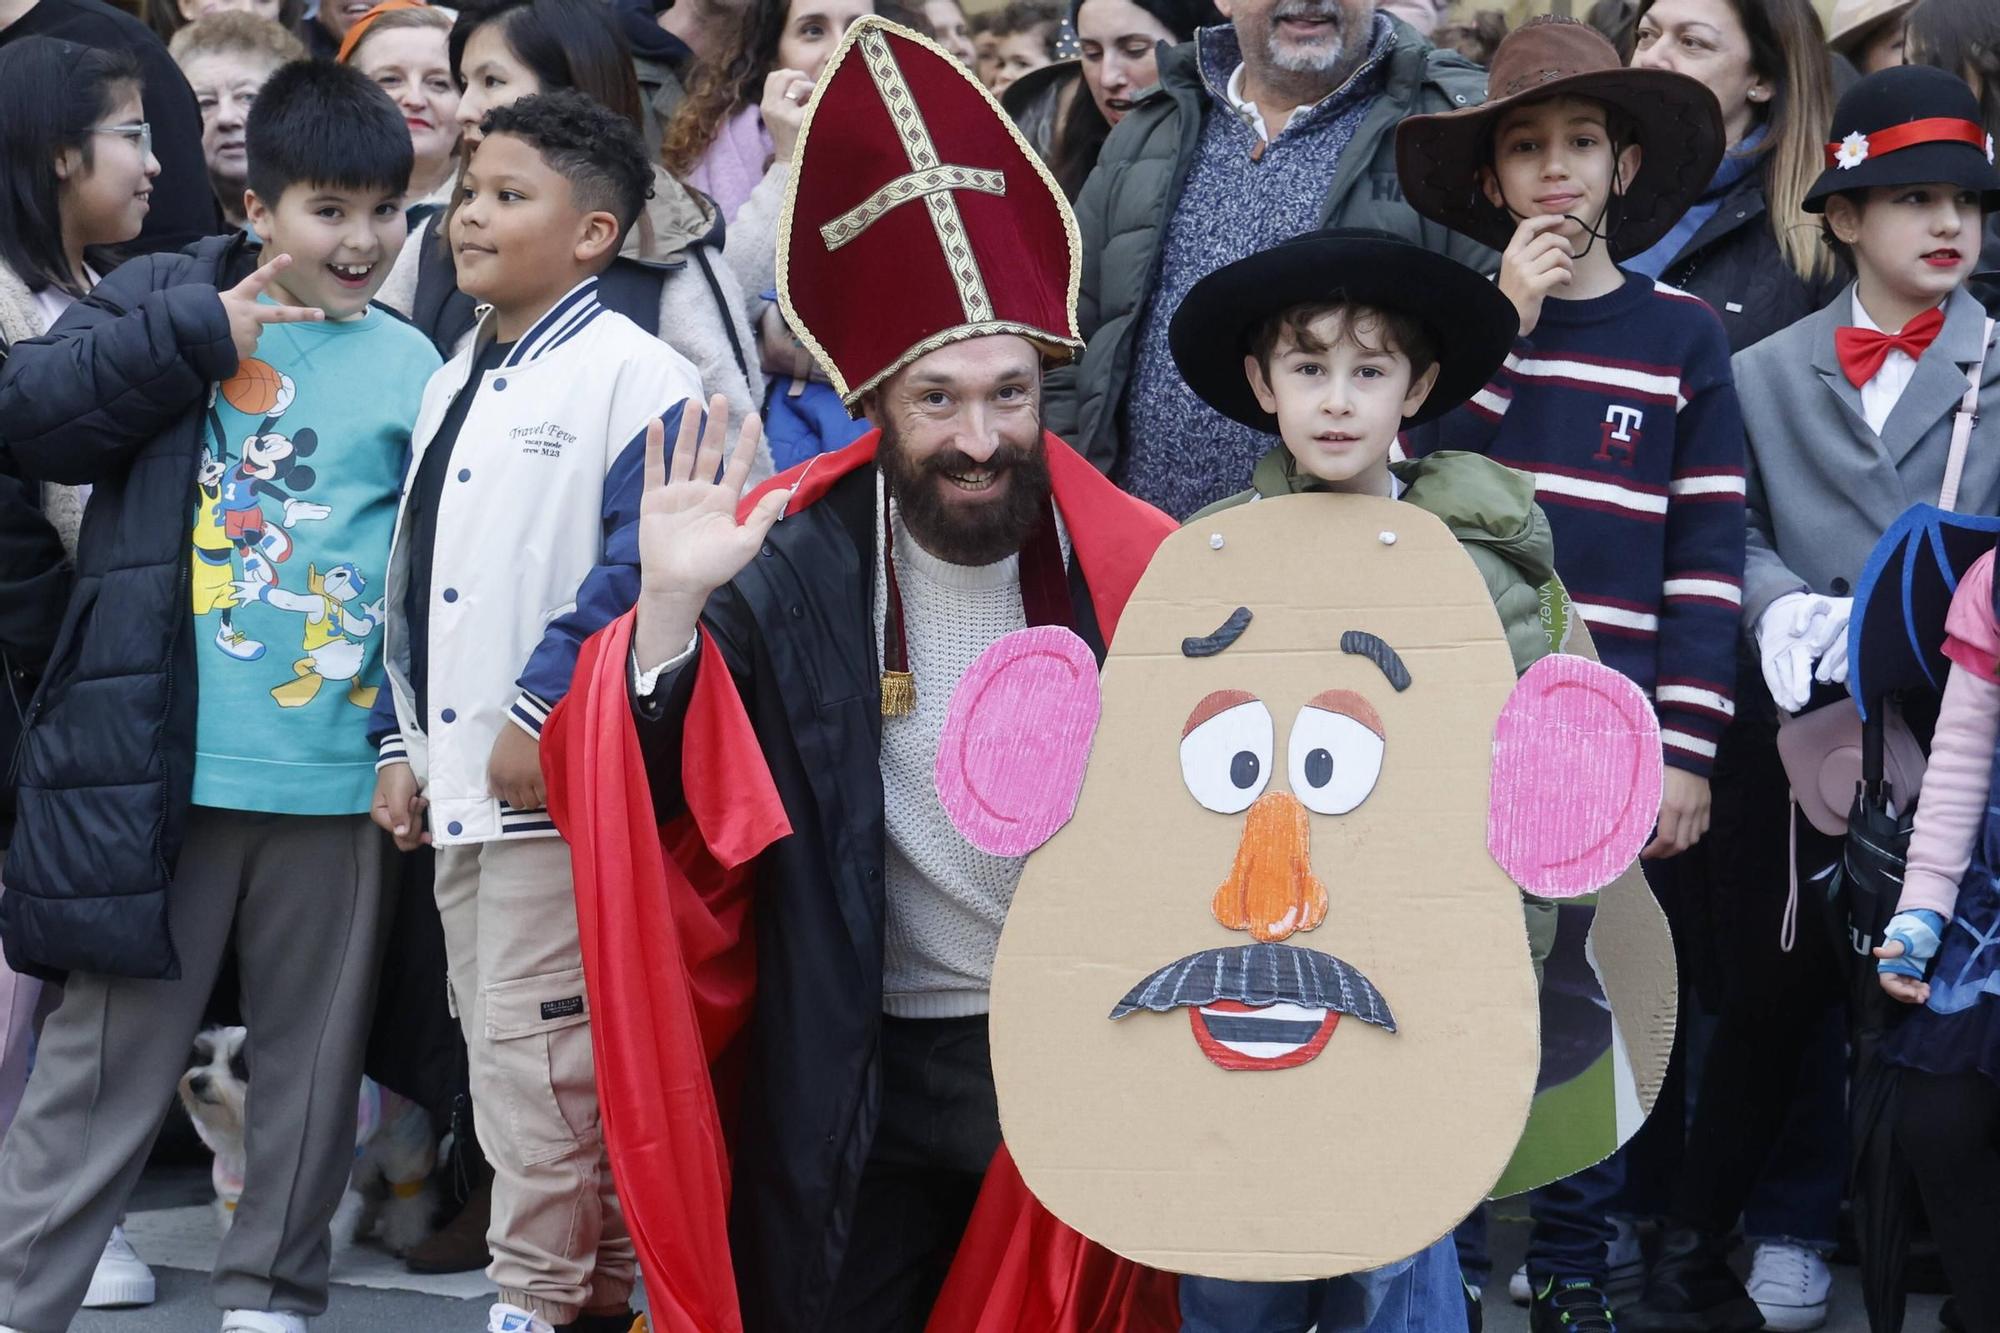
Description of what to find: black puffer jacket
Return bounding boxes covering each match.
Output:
[0,460,69,851]
[1652,172,1847,354]
[0,232,252,979]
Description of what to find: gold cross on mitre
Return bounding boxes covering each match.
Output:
[816,23,1009,324]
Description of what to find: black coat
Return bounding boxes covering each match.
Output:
[1653,172,1848,354]
[633,466,1106,1333]
[0,231,251,979]
[0,457,70,851]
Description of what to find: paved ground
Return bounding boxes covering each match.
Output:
[69,1176,1948,1332]
[70,1165,497,1332]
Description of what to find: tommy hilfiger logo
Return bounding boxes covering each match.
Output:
[511,420,576,459]
[1595,405,1645,466]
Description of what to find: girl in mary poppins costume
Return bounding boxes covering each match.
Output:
[1800,59,2000,1328]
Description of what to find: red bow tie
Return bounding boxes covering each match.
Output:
[1836,307,1946,388]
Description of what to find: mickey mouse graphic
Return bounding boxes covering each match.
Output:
[195,360,333,661]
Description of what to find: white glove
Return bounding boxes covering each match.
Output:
[1756,592,1836,713]
[1808,597,1854,686]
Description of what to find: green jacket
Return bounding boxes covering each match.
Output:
[1193,448,1575,676]
[1043,23,1497,476]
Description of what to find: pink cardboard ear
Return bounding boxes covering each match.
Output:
[1489,654,1663,898]
[937,626,1101,857]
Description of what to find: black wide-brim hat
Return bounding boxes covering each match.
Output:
[1169,227,1521,432]
[1395,16,1724,261]
[1804,64,2000,212]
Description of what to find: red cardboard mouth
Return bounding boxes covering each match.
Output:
[1188,999,1340,1071]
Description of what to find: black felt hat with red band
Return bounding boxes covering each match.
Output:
[777,16,1083,408]
[1805,64,2000,212]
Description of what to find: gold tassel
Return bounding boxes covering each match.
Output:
[880,670,916,717]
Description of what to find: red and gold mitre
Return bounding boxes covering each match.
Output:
[777,16,1083,406]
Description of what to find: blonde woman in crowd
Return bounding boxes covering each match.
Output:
[338,0,461,222]
[168,10,301,227]
[1627,0,1843,350]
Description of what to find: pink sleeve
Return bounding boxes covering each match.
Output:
[1901,658,2000,920]
[1942,550,2000,680]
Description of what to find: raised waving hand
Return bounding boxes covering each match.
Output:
[633,394,789,665]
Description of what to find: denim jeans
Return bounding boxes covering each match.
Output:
[1454,1208,1492,1288]
[1452,1154,1622,1290]
[1180,1234,1468,1333]
[1739,1009,1845,1252]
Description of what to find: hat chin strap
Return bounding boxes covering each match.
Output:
[1499,140,1630,262]
[1502,189,1619,261]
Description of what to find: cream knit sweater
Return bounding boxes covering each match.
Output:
[873,476,1069,1018]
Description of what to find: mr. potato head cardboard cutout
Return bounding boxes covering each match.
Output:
[938,493,1667,1281]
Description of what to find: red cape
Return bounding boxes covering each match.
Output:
[544,432,1178,1332]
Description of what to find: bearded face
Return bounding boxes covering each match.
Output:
[871,334,1053,567]
[878,417,1052,566]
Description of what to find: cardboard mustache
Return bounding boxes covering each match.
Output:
[941,494,1668,1280]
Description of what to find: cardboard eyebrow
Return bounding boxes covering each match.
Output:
[1340,630,1411,692]
[1182,606,1252,658]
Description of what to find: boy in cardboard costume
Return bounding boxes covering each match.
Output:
[946,230,1673,1331]
[1175,228,1676,1192]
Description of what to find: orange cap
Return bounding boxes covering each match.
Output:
[335,0,430,65]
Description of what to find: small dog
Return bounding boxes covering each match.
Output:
[178,1025,438,1254]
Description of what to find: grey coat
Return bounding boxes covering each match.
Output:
[1043,21,1495,473]
[1736,283,2000,630]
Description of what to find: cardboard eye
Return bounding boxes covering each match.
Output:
[1180,698,1272,814]
[1288,706,1384,815]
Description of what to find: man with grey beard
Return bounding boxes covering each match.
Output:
[1043,0,1495,519]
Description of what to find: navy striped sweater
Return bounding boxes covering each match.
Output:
[1410,272,1747,777]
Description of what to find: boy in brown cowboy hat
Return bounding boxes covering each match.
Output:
[1394,18,1749,1333]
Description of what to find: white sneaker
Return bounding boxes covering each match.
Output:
[1508,1262,1531,1305]
[487,1303,559,1333]
[1607,1217,1646,1291]
[81,1226,155,1308]
[222,1313,308,1333]
[1746,1241,1831,1333]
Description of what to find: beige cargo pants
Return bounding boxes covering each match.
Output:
[433,835,634,1325]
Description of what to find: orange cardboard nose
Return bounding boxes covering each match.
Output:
[1210,790,1329,943]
